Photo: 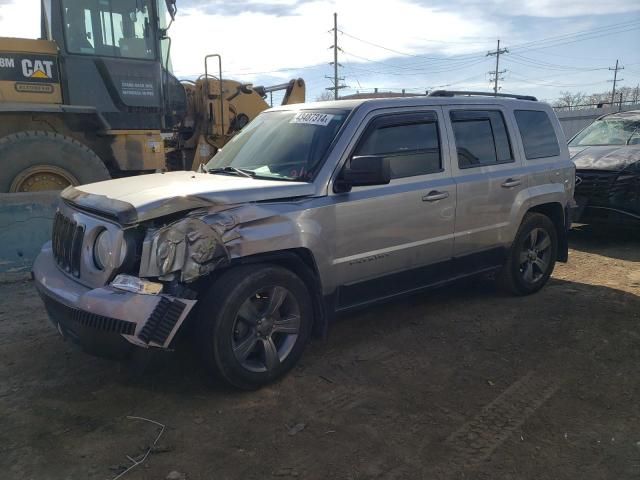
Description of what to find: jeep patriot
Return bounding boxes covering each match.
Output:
[33,91,576,389]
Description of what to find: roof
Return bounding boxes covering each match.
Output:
[271,93,549,113]
[340,92,424,100]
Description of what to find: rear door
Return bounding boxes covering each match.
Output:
[330,108,457,306]
[444,105,526,258]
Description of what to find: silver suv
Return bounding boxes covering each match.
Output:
[33,91,576,389]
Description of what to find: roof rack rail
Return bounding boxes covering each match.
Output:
[428,90,538,101]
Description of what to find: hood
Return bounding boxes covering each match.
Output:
[61,171,316,225]
[569,145,640,171]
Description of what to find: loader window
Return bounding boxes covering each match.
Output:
[62,0,156,60]
[206,110,349,181]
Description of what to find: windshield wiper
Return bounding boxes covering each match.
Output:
[206,166,255,178]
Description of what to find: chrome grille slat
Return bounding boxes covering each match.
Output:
[52,211,84,278]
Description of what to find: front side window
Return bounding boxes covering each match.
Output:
[353,112,442,179]
[206,110,349,181]
[515,110,561,159]
[569,117,640,147]
[451,110,513,168]
[62,0,156,60]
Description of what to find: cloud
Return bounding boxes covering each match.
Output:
[1,0,637,103]
[170,0,502,79]
[412,0,640,17]
[179,0,316,16]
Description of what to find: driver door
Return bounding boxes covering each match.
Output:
[330,108,456,307]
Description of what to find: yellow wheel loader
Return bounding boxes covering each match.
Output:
[0,0,305,192]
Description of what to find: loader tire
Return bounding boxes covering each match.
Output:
[0,131,111,193]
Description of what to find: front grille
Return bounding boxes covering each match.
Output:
[576,169,640,213]
[52,211,85,277]
[575,170,618,206]
[609,172,640,211]
[41,293,136,335]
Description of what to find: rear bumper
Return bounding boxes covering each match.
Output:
[33,243,196,359]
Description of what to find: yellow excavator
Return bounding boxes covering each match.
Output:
[0,0,305,192]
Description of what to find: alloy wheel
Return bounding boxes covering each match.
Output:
[518,227,552,284]
[231,286,301,373]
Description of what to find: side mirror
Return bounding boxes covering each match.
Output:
[335,155,391,192]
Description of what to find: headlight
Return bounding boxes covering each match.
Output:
[93,230,127,270]
[139,217,231,281]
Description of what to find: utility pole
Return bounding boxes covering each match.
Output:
[326,12,347,99]
[487,39,508,95]
[608,59,624,105]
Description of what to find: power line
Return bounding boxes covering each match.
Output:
[512,25,640,54]
[341,51,489,75]
[338,20,639,67]
[223,20,638,80]
[508,19,640,51]
[508,53,610,72]
[508,73,610,88]
[505,67,610,82]
[338,29,488,63]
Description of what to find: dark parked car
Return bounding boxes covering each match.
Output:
[569,110,640,227]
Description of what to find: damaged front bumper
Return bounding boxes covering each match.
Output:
[33,243,196,358]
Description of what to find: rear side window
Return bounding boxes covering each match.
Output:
[450,110,513,168]
[354,112,441,179]
[514,110,561,159]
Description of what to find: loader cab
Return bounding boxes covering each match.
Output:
[42,0,186,130]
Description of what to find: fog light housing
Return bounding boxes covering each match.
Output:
[111,274,163,295]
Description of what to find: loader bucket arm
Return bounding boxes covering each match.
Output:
[256,79,306,106]
[281,78,305,105]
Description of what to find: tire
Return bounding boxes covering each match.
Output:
[196,264,314,390]
[499,213,558,296]
[0,131,111,192]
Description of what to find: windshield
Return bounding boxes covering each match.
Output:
[570,118,640,147]
[205,110,349,181]
[62,0,156,60]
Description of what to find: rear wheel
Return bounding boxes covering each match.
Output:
[196,264,313,390]
[499,213,558,295]
[0,131,111,192]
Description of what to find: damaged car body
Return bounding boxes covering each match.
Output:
[569,109,640,227]
[34,95,575,389]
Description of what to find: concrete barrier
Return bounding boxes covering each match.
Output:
[0,191,59,280]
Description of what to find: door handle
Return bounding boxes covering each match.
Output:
[422,190,449,202]
[501,178,522,188]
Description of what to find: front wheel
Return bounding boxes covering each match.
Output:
[196,264,313,390]
[499,213,558,295]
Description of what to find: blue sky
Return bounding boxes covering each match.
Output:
[1,0,639,103]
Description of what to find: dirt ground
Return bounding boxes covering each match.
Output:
[1,226,638,480]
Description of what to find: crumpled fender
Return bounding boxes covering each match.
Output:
[139,212,238,282]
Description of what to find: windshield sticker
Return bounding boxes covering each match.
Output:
[290,112,334,126]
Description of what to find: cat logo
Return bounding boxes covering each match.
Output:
[21,59,54,79]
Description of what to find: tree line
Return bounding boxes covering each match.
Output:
[553,85,640,110]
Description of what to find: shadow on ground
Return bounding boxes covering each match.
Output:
[569,224,639,262]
